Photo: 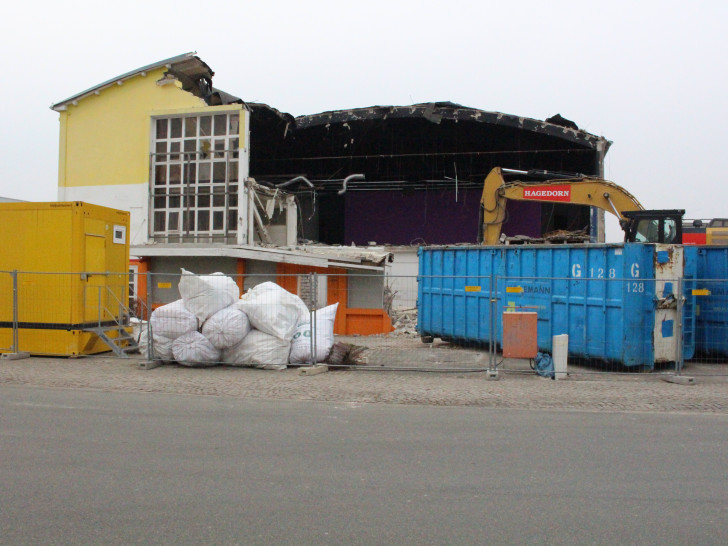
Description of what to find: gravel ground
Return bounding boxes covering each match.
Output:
[2,339,728,414]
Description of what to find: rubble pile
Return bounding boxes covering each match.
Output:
[504,228,590,245]
[390,308,419,337]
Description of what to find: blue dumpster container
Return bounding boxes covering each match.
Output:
[418,244,694,369]
[686,246,728,357]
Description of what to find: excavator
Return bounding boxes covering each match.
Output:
[478,167,686,245]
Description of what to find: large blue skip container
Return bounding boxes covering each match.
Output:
[685,246,728,357]
[418,244,695,369]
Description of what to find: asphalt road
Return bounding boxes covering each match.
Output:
[1,385,727,545]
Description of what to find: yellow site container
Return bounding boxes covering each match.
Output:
[0,201,130,356]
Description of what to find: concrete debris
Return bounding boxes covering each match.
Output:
[543,228,590,243]
[505,228,590,245]
[389,308,419,337]
[292,243,392,266]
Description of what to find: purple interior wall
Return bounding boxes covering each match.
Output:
[501,200,542,239]
[343,190,542,245]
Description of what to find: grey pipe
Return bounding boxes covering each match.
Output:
[277,176,314,189]
[338,174,365,195]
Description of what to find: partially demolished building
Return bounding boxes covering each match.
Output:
[51,52,611,332]
[248,103,611,245]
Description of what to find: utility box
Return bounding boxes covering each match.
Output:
[0,202,130,356]
[502,312,538,358]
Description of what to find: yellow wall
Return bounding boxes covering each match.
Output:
[58,66,245,188]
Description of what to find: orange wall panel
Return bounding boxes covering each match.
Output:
[275,264,393,335]
[236,259,245,295]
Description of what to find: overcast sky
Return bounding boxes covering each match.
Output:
[1,0,725,240]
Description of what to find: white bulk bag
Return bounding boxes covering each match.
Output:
[202,306,252,350]
[222,329,291,367]
[289,303,339,364]
[172,331,220,367]
[178,269,240,324]
[150,299,198,339]
[139,328,175,362]
[235,282,309,340]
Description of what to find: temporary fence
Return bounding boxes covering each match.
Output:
[0,270,135,357]
[1,269,727,377]
[418,273,686,376]
[685,277,728,375]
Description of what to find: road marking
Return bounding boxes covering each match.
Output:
[9,402,104,411]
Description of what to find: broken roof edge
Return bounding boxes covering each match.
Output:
[196,90,295,124]
[293,103,612,151]
[51,52,209,111]
[210,87,245,106]
[130,243,388,270]
[247,102,296,124]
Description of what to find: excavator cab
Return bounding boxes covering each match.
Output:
[620,210,685,244]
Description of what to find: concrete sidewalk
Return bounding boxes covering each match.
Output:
[2,353,728,414]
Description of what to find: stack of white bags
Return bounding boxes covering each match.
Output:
[140,269,338,368]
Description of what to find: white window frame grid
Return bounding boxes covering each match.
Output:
[150,111,241,242]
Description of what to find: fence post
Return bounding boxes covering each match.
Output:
[309,272,317,366]
[12,270,18,353]
[676,276,684,376]
[119,272,125,324]
[146,271,153,361]
[1,270,29,360]
[488,271,497,375]
[97,285,102,328]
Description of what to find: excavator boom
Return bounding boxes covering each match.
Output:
[479,167,683,245]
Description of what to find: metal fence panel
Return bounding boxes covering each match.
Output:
[684,277,728,375]
[0,271,137,357]
[418,273,688,375]
[15,272,78,356]
[3,267,727,378]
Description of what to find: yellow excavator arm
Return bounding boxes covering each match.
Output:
[479,167,646,245]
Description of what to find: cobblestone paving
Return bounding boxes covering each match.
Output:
[2,353,728,414]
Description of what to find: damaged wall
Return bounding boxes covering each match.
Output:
[53,56,248,247]
[340,190,542,245]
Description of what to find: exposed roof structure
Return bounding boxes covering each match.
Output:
[294,102,610,152]
[245,102,611,245]
[250,102,610,192]
[51,52,214,111]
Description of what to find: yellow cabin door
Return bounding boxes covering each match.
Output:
[84,234,107,324]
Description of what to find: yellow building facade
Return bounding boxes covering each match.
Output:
[53,53,249,247]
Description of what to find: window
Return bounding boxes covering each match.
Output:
[634,219,659,243]
[151,112,240,242]
[634,217,679,243]
[663,218,678,243]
